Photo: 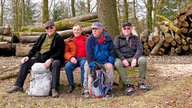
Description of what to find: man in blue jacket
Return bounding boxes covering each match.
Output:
[83,22,115,98]
[114,22,149,96]
[7,21,64,98]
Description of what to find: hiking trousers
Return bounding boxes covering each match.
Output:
[15,59,61,91]
[114,56,147,85]
[83,61,114,93]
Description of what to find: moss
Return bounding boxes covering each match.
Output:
[13,32,19,37]
[31,28,45,32]
[21,27,30,32]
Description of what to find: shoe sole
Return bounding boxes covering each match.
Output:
[124,90,135,95]
[7,89,24,93]
[52,95,59,98]
[138,86,150,91]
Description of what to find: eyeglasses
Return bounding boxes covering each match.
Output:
[123,27,131,30]
[45,26,54,30]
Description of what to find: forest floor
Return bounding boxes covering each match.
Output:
[0,56,192,108]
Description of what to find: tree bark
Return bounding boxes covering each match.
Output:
[21,13,97,32]
[15,43,33,57]
[150,35,164,55]
[42,0,49,24]
[97,0,119,38]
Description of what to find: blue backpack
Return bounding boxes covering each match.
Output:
[88,70,112,98]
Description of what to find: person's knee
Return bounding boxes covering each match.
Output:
[138,57,147,65]
[114,58,122,68]
[52,60,60,67]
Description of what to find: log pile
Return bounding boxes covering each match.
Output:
[141,3,192,56]
[14,13,97,56]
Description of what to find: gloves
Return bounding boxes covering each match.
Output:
[90,67,96,80]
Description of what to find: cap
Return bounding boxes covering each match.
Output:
[91,22,103,28]
[44,21,55,28]
[122,22,132,27]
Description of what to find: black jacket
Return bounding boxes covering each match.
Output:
[26,33,64,64]
[114,33,143,60]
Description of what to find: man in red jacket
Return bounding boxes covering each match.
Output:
[64,24,87,93]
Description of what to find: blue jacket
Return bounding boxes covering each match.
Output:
[86,30,115,68]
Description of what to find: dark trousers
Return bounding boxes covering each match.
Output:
[15,59,61,91]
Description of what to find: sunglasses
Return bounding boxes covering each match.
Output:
[45,26,54,30]
[123,27,131,30]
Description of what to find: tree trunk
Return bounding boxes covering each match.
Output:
[140,29,149,42]
[16,43,33,57]
[57,26,91,38]
[150,35,165,55]
[146,0,153,32]
[97,0,119,38]
[42,0,49,24]
[21,13,97,32]
[0,0,5,26]
[87,0,90,13]
[153,27,159,43]
[123,0,128,22]
[71,0,75,17]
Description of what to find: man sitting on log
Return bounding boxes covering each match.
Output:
[7,21,64,98]
[64,24,87,93]
[114,22,150,96]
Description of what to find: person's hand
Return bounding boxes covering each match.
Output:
[122,59,129,67]
[70,57,77,64]
[21,56,29,64]
[131,58,137,67]
[44,59,52,69]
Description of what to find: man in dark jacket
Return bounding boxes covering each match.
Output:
[114,22,149,96]
[7,21,64,98]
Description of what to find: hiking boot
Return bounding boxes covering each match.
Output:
[51,89,59,98]
[7,86,24,93]
[138,83,150,91]
[83,92,90,98]
[124,84,135,95]
[67,85,75,93]
[105,89,115,98]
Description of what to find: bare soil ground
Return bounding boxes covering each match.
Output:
[0,56,192,108]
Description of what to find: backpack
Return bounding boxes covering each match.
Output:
[88,70,112,98]
[26,63,51,96]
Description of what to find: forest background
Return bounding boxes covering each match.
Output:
[0,0,190,37]
[0,0,192,107]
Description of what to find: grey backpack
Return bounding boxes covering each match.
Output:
[26,63,51,96]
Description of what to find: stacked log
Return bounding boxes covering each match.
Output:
[141,3,192,56]
[14,13,97,56]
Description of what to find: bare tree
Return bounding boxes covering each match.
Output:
[87,0,90,13]
[71,0,75,17]
[21,0,24,26]
[12,0,22,32]
[0,0,5,26]
[97,0,119,38]
[42,0,49,24]
[146,0,153,32]
[123,0,128,22]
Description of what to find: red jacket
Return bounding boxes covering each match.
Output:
[64,35,87,61]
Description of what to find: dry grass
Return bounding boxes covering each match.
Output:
[0,56,192,108]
